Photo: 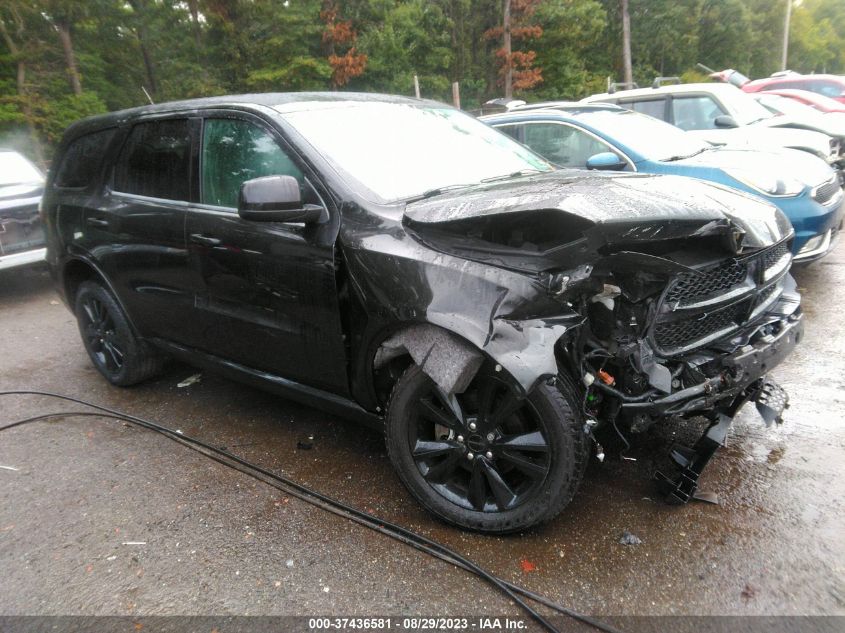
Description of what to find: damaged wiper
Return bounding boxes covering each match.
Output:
[481,168,545,183]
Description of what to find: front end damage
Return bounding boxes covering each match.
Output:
[396,172,803,504]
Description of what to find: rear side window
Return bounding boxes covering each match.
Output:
[54,129,115,188]
[113,119,192,201]
[630,99,666,120]
[201,118,303,209]
[495,124,523,143]
[671,96,726,130]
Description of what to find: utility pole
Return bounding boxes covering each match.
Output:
[781,0,792,71]
[621,0,632,85]
[503,0,512,98]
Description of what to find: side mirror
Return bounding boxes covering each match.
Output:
[238,175,323,223]
[586,152,627,171]
[714,115,738,128]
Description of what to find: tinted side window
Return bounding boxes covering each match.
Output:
[54,129,115,188]
[630,99,667,120]
[113,119,192,200]
[201,118,303,209]
[671,96,726,130]
[523,123,613,168]
[495,124,523,143]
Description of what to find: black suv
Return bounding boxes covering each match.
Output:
[44,93,803,532]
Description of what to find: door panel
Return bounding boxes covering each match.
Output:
[185,116,348,394]
[94,118,195,340]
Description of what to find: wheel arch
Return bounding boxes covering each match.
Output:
[368,322,487,409]
[61,256,141,336]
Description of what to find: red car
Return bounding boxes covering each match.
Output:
[760,88,845,114]
[711,69,845,104]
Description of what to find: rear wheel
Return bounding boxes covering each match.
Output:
[74,280,163,386]
[385,364,587,533]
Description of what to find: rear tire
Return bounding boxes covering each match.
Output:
[74,280,163,386]
[385,364,587,533]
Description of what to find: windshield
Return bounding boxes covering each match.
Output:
[0,152,42,186]
[717,88,775,125]
[279,102,552,203]
[581,110,709,161]
[757,94,822,118]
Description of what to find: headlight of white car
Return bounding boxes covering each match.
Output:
[726,169,806,197]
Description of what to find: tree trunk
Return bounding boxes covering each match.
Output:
[127,0,159,97]
[137,31,158,97]
[621,0,632,85]
[56,20,82,95]
[187,0,202,49]
[781,0,792,71]
[503,0,512,98]
[0,15,45,166]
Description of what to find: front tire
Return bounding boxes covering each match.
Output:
[385,364,587,533]
[74,280,163,386]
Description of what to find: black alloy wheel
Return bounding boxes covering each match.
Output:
[80,294,124,374]
[386,364,587,533]
[74,281,164,386]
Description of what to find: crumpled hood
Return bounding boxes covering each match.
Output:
[403,171,791,272]
[406,170,787,238]
[676,147,835,187]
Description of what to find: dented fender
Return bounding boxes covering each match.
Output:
[341,205,584,398]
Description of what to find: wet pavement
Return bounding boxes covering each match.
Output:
[1,246,844,629]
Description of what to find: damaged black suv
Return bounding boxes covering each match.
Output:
[44,93,803,533]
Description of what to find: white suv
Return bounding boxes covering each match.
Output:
[583,82,839,165]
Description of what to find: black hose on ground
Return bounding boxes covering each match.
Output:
[0,390,624,633]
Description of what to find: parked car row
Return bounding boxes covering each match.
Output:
[0,149,46,271]
[42,92,803,532]
[482,102,842,263]
[484,75,845,266]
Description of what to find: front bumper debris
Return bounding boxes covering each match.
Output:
[655,378,788,505]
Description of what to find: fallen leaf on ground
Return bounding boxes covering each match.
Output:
[520,559,537,573]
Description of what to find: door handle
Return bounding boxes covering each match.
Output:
[190,233,221,247]
[86,217,108,227]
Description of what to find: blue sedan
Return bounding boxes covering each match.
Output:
[481,105,843,262]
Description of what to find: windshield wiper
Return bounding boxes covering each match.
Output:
[481,168,544,183]
[406,169,545,202]
[407,183,475,202]
[662,147,710,162]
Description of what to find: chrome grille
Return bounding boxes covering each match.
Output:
[763,241,789,270]
[652,241,791,355]
[813,178,841,205]
[664,260,747,306]
[654,303,746,350]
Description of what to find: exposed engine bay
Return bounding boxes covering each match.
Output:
[399,172,804,504]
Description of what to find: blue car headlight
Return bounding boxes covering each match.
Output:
[726,168,805,198]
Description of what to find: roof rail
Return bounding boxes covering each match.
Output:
[770,70,797,78]
[608,82,639,94]
[652,76,681,88]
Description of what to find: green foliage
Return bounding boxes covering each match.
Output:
[35,91,106,144]
[0,0,843,161]
[531,0,609,100]
[355,0,453,98]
